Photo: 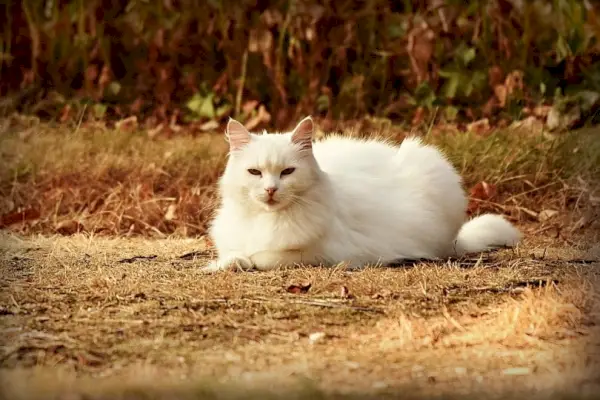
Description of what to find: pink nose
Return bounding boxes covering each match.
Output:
[265,187,277,197]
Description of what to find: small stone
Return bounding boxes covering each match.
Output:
[308,332,326,344]
[503,367,530,375]
[372,381,388,389]
[346,361,360,370]
[412,365,425,372]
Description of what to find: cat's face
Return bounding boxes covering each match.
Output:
[220,117,321,212]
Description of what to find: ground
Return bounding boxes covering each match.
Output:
[1,229,599,399]
[1,121,600,399]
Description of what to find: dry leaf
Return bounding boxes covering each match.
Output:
[147,123,164,139]
[488,65,504,88]
[509,116,544,135]
[412,107,426,126]
[59,104,73,123]
[494,84,508,108]
[533,105,552,119]
[203,236,215,249]
[469,181,497,201]
[371,289,392,299]
[55,220,84,235]
[468,181,497,213]
[482,96,498,116]
[164,204,177,221]
[242,100,260,116]
[538,209,558,222]
[115,116,139,132]
[245,104,271,130]
[286,282,312,294]
[494,70,524,107]
[0,208,41,228]
[248,29,273,53]
[199,120,219,132]
[504,70,524,94]
[131,97,145,114]
[466,118,491,135]
[406,22,435,83]
[340,285,355,299]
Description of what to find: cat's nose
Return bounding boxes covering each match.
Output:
[265,187,278,197]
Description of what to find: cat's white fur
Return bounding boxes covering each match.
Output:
[203,117,521,272]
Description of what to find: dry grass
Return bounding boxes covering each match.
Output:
[1,117,599,238]
[1,232,599,399]
[1,118,600,398]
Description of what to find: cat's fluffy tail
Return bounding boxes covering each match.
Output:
[453,214,521,256]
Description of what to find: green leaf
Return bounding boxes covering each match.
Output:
[444,106,459,121]
[93,103,107,119]
[464,71,487,97]
[387,23,404,39]
[442,74,460,99]
[186,93,215,119]
[215,104,232,118]
[461,47,476,66]
[413,82,437,109]
[317,94,330,112]
[556,36,571,62]
[108,82,121,96]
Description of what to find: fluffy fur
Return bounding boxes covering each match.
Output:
[203,117,521,272]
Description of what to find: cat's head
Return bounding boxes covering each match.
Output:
[219,116,322,212]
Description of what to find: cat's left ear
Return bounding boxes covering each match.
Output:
[226,118,251,152]
[291,116,314,151]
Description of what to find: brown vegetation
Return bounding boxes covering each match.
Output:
[1,118,599,239]
[1,1,599,129]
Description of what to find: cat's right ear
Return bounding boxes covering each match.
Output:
[226,118,251,152]
[291,116,314,152]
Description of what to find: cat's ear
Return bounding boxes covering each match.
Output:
[226,118,251,151]
[291,116,314,151]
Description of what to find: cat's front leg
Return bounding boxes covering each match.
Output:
[249,250,311,271]
[201,254,254,273]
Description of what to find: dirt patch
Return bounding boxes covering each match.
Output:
[1,231,599,399]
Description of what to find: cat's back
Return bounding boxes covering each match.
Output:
[311,134,398,174]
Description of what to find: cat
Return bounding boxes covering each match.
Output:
[202,116,521,272]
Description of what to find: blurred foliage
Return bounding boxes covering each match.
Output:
[0,0,599,129]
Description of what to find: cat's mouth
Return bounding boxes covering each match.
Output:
[265,198,278,205]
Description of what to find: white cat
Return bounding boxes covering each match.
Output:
[202,116,521,272]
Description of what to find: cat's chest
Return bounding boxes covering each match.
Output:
[240,210,323,251]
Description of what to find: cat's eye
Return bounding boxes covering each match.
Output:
[280,167,296,176]
[247,169,262,176]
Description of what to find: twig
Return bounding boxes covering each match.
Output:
[179,250,212,260]
[74,103,87,134]
[242,296,384,313]
[235,50,248,118]
[118,255,157,263]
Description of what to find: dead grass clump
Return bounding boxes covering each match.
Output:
[1,124,228,237]
[367,282,591,354]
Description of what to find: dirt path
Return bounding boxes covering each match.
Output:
[1,231,599,399]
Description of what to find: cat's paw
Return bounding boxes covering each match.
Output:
[200,256,254,273]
